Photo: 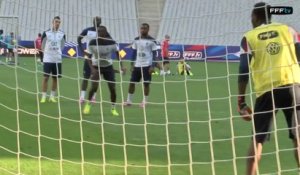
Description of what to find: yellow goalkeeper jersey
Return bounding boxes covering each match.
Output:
[242,23,300,97]
[177,61,185,75]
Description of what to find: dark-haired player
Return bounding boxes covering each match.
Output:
[238,2,300,174]
[83,26,125,116]
[78,16,109,104]
[124,23,157,108]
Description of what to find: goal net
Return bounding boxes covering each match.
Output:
[0,0,299,175]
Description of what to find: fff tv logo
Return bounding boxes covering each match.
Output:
[269,6,293,15]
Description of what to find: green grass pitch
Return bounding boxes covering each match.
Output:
[0,57,298,175]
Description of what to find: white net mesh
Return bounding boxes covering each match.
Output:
[0,0,299,175]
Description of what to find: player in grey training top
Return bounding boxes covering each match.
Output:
[83,26,125,116]
[124,23,157,108]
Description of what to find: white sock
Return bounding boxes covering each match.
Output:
[42,92,47,98]
[160,70,165,75]
[80,91,86,99]
[50,91,56,97]
[143,96,148,103]
[127,93,133,102]
[111,103,116,109]
[92,93,97,99]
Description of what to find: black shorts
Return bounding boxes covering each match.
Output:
[130,66,152,84]
[43,63,62,78]
[8,48,13,53]
[94,65,115,82]
[83,60,91,79]
[163,57,170,64]
[253,84,300,143]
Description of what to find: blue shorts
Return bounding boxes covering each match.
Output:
[43,63,62,78]
[83,60,91,79]
[130,66,152,84]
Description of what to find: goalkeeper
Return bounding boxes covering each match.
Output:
[83,26,125,116]
[238,2,300,175]
[177,58,193,76]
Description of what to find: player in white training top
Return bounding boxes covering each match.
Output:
[40,16,66,103]
[83,26,125,116]
[124,23,157,108]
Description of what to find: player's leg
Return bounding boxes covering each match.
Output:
[80,60,97,103]
[124,67,141,106]
[80,60,90,102]
[7,49,12,62]
[282,84,300,166]
[246,91,273,175]
[83,67,99,114]
[40,51,43,63]
[246,142,263,175]
[49,63,62,103]
[10,49,13,62]
[283,108,300,166]
[103,66,119,116]
[163,57,171,75]
[185,63,193,76]
[140,66,152,108]
[157,58,165,75]
[41,63,51,103]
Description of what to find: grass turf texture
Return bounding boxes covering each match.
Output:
[0,57,298,175]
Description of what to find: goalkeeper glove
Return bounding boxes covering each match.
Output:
[238,96,252,121]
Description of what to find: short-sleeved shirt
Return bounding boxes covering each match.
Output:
[42,29,66,63]
[87,38,118,67]
[132,36,157,67]
[241,23,300,97]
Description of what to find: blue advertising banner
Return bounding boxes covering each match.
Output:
[16,40,240,61]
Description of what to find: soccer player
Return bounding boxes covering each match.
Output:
[161,34,171,75]
[83,26,125,116]
[152,40,164,76]
[177,58,193,76]
[35,33,43,63]
[124,23,157,108]
[40,16,66,103]
[78,16,109,104]
[5,32,16,63]
[238,2,300,175]
[0,29,5,59]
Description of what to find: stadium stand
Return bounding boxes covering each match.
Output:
[0,0,299,45]
[0,0,138,43]
[157,0,300,45]
[135,0,165,37]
